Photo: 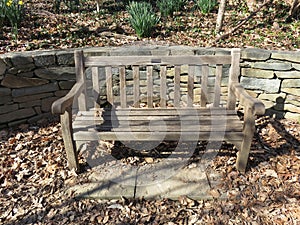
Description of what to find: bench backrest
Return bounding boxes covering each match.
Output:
[74,49,240,111]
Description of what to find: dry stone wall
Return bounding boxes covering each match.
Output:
[240,48,300,120]
[0,46,299,128]
[0,50,76,128]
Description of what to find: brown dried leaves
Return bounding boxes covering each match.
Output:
[0,117,299,224]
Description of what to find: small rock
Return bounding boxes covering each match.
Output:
[145,157,154,164]
[208,189,220,198]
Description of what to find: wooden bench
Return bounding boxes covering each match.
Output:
[51,48,265,173]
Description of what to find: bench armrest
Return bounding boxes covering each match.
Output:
[230,82,265,115]
[52,81,84,115]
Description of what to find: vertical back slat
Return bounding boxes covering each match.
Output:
[92,67,100,109]
[201,65,209,107]
[75,50,87,111]
[227,48,240,109]
[213,65,222,107]
[120,66,126,108]
[160,65,167,108]
[187,65,194,107]
[174,65,181,107]
[147,65,153,108]
[106,67,113,105]
[133,66,140,108]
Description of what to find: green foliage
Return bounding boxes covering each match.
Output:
[157,0,185,17]
[127,1,160,38]
[196,0,217,14]
[0,0,24,38]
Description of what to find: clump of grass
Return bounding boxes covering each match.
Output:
[196,0,217,14]
[127,1,160,38]
[157,0,185,17]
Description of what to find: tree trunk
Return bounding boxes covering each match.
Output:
[289,0,300,17]
[216,0,227,33]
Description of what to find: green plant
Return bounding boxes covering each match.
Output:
[196,0,217,14]
[0,0,24,38]
[127,1,160,38]
[157,0,185,17]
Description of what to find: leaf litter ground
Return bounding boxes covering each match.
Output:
[0,0,299,53]
[0,115,299,224]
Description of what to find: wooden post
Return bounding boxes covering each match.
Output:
[60,107,79,171]
[236,106,255,173]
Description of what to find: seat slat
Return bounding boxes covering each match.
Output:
[96,124,242,132]
[77,108,239,116]
[73,117,242,125]
[73,124,243,136]
[74,131,243,141]
[75,115,242,121]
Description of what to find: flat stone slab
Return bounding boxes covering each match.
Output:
[66,141,226,200]
[135,161,220,200]
[67,158,224,200]
[67,181,135,199]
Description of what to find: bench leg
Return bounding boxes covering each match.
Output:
[236,108,255,173]
[61,107,79,171]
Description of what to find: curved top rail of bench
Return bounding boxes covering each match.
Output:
[83,55,232,67]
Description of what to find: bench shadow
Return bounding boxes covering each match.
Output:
[249,116,300,168]
[265,96,285,119]
[247,97,299,169]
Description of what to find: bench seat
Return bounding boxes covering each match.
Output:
[73,108,244,142]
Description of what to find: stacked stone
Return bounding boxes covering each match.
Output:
[0,50,76,128]
[241,48,300,120]
[0,46,300,128]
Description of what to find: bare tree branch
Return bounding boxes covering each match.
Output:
[215,0,272,41]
